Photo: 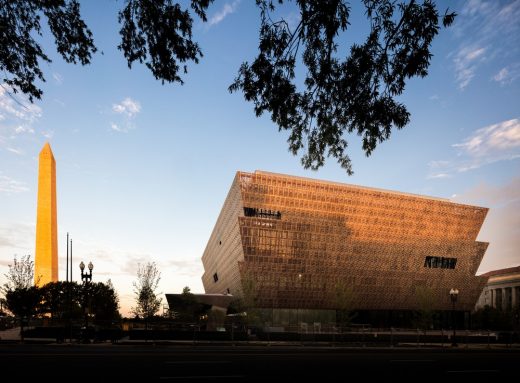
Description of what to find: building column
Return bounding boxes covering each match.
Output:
[512,286,518,309]
[506,288,513,310]
[490,289,495,308]
[495,288,502,310]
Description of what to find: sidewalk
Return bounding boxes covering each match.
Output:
[1,327,519,350]
[0,326,21,341]
[119,338,520,349]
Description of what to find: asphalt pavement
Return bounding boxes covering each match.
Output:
[1,342,519,382]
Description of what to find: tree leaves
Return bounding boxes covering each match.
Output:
[1,255,35,292]
[118,0,212,84]
[1,0,456,174]
[0,0,96,102]
[132,261,162,319]
[1,0,211,100]
[230,0,456,174]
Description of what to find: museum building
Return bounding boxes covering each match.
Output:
[201,171,489,324]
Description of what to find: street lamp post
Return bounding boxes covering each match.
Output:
[80,261,94,343]
[449,288,459,347]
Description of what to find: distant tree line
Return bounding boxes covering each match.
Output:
[3,256,517,333]
[1,255,120,337]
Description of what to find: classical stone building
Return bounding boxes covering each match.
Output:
[201,171,489,321]
[34,142,58,286]
[475,266,520,311]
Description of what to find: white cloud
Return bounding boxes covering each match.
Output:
[208,0,240,27]
[0,174,29,193]
[427,173,451,179]
[0,86,42,123]
[465,47,486,61]
[453,46,486,90]
[493,68,509,82]
[42,130,54,139]
[0,85,42,149]
[110,97,141,133]
[7,147,23,155]
[52,72,63,85]
[54,99,66,107]
[428,160,450,169]
[452,118,520,157]
[112,97,141,118]
[462,0,492,17]
[492,63,520,85]
[453,177,520,274]
[0,222,34,254]
[428,118,520,178]
[110,122,127,133]
[451,1,520,90]
[15,125,35,134]
[164,259,202,278]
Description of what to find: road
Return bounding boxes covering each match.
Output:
[1,343,518,381]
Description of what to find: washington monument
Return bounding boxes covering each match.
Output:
[35,142,58,286]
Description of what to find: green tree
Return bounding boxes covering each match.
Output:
[1,255,42,340]
[413,285,436,330]
[4,286,42,341]
[176,286,196,321]
[229,270,263,327]
[131,262,162,328]
[39,281,73,320]
[333,280,356,329]
[86,280,121,324]
[39,280,120,324]
[172,286,210,323]
[471,305,517,331]
[2,1,455,174]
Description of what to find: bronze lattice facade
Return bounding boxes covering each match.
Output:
[201,171,489,312]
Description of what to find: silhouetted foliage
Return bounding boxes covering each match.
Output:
[118,0,212,85]
[0,0,96,101]
[4,286,42,339]
[229,0,456,174]
[37,280,121,323]
[1,0,455,173]
[4,286,41,319]
[39,281,76,319]
[83,280,121,323]
[471,305,520,331]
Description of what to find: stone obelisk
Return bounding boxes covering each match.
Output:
[35,142,58,286]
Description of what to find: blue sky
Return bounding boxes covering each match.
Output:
[1,0,519,316]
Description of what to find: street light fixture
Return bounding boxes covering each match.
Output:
[80,261,94,343]
[80,261,93,283]
[449,288,459,347]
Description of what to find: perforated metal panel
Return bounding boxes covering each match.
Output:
[202,171,489,311]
